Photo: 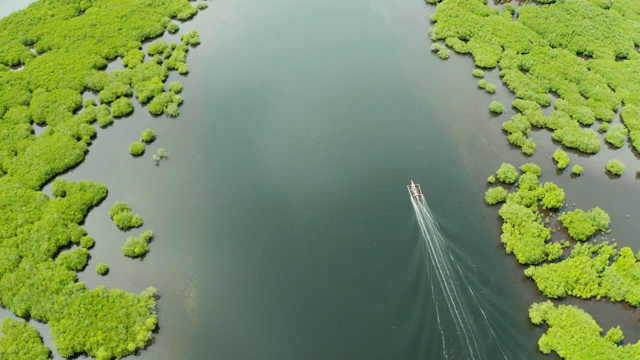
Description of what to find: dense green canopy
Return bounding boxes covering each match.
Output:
[529,301,640,359]
[0,0,204,358]
[429,0,640,155]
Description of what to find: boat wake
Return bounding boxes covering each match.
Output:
[411,196,506,360]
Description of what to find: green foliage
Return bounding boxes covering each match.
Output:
[181,30,201,46]
[520,163,541,177]
[607,159,625,176]
[572,164,584,175]
[147,92,184,117]
[166,22,180,34]
[140,128,156,143]
[111,97,134,117]
[485,186,508,205]
[496,163,518,184]
[196,2,208,10]
[493,166,568,265]
[129,142,145,156]
[538,182,565,210]
[429,0,640,155]
[478,79,496,94]
[525,242,617,298]
[487,175,495,184]
[0,318,51,360]
[437,48,450,59]
[529,301,640,358]
[0,0,203,357]
[559,207,610,241]
[489,100,504,114]
[472,68,484,78]
[80,235,94,249]
[109,201,143,230]
[96,262,109,275]
[168,81,183,94]
[605,123,628,148]
[552,149,570,170]
[147,41,169,57]
[55,248,89,271]
[123,230,154,258]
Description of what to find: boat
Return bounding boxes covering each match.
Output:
[407,180,423,201]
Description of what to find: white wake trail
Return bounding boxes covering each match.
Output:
[411,197,507,360]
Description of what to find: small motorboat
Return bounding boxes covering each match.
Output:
[407,180,423,201]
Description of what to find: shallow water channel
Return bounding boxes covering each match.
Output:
[3,0,640,359]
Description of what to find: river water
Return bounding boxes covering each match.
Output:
[3,0,640,359]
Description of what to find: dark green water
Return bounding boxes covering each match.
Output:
[3,0,640,359]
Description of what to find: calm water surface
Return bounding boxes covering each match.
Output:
[3,0,640,359]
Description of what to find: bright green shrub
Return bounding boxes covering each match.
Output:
[489,101,504,114]
[472,69,485,78]
[168,81,183,94]
[111,97,133,117]
[485,186,508,205]
[129,142,145,156]
[196,2,208,10]
[520,163,541,177]
[109,201,143,230]
[553,149,570,170]
[96,104,113,128]
[538,182,565,210]
[496,163,518,184]
[0,0,202,357]
[487,175,495,184]
[55,248,89,271]
[140,128,156,143]
[148,92,184,117]
[572,164,584,175]
[604,327,624,344]
[0,318,50,360]
[559,207,610,241]
[437,48,450,59]
[96,263,109,275]
[122,230,154,258]
[605,123,628,148]
[147,41,169,57]
[606,159,625,176]
[80,235,95,249]
[181,30,201,46]
[529,301,640,358]
[167,22,180,33]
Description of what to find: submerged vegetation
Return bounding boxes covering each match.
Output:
[0,0,205,357]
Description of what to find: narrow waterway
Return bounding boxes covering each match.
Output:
[3,0,640,359]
